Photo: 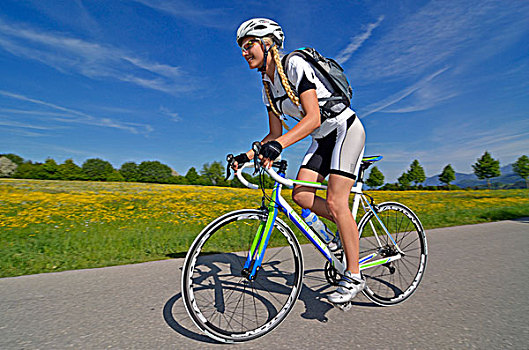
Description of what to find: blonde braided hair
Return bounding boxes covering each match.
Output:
[261,38,303,130]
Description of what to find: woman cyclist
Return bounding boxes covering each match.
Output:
[231,18,366,304]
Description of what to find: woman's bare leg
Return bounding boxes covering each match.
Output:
[293,168,359,273]
[326,173,359,273]
[292,168,333,221]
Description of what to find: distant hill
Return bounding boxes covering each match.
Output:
[423,164,526,188]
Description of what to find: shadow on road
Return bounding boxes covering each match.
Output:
[299,268,379,323]
[164,267,379,344]
[512,217,529,224]
[163,292,219,344]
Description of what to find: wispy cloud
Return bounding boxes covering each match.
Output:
[0,118,57,130]
[15,0,102,36]
[159,106,181,122]
[421,118,529,172]
[366,120,529,180]
[361,67,450,117]
[433,121,529,158]
[347,1,529,82]
[132,0,229,29]
[335,16,384,65]
[0,19,194,94]
[1,90,92,118]
[0,108,71,117]
[0,90,153,134]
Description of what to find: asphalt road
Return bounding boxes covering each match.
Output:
[1,218,528,349]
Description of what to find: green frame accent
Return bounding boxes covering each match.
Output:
[360,258,390,269]
[248,185,280,277]
[291,179,322,186]
[247,220,266,262]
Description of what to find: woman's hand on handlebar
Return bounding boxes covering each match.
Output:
[258,154,275,169]
[231,151,254,171]
[228,139,282,174]
[258,140,283,169]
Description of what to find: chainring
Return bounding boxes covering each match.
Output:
[324,251,344,286]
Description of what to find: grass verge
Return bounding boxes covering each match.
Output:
[1,179,528,277]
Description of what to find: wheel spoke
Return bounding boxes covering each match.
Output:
[399,235,420,251]
[359,203,427,305]
[182,210,303,342]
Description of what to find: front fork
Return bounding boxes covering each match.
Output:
[242,185,280,280]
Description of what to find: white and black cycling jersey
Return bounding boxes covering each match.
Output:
[262,55,350,118]
[262,54,365,179]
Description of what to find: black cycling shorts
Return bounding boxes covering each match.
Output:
[300,111,365,180]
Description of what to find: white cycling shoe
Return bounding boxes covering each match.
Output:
[328,271,365,304]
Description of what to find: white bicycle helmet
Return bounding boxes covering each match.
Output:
[236,18,285,49]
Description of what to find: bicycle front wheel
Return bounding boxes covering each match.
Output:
[358,202,427,306]
[181,209,303,343]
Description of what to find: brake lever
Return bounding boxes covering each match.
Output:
[225,154,234,180]
[252,141,261,175]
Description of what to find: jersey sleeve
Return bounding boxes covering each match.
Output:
[286,55,317,95]
[262,86,270,107]
[262,86,274,113]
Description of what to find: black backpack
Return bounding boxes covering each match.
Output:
[281,47,353,117]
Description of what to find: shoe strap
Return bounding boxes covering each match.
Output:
[341,274,364,285]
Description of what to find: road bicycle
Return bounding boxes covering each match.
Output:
[181,151,428,343]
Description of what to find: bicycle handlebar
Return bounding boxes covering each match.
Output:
[235,161,328,190]
[227,141,335,191]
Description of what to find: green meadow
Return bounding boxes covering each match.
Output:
[1,179,528,277]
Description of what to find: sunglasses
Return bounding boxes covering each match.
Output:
[241,39,261,53]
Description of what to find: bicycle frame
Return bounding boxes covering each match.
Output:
[237,162,402,280]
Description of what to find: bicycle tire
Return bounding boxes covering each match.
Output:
[357,202,427,306]
[181,209,304,343]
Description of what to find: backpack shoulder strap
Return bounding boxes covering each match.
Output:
[282,49,345,103]
[280,52,299,97]
[281,49,322,96]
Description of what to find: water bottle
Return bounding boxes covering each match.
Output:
[301,209,334,244]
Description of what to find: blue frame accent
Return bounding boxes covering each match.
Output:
[275,170,333,261]
[249,181,280,278]
[243,171,335,279]
[287,211,332,261]
[243,169,378,278]
[243,223,265,270]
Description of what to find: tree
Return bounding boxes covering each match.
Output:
[57,159,85,180]
[106,170,125,182]
[439,164,456,188]
[407,160,426,186]
[42,158,59,180]
[170,175,188,184]
[398,172,411,188]
[0,156,17,177]
[185,167,200,185]
[0,153,24,166]
[513,155,529,189]
[472,151,500,189]
[201,161,227,186]
[13,161,39,179]
[82,158,115,181]
[138,161,172,183]
[120,162,141,182]
[366,166,384,189]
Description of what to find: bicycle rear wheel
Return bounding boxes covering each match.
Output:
[358,202,427,306]
[181,209,303,343]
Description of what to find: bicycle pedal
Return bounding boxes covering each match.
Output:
[333,301,352,312]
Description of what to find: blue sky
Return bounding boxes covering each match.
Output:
[1,0,528,181]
